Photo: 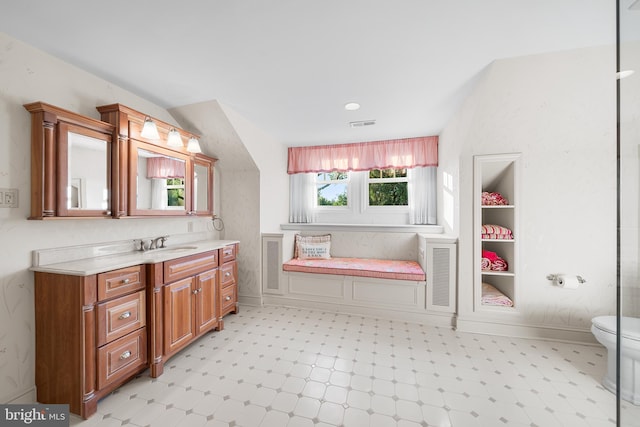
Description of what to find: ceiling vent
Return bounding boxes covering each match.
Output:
[349,120,376,128]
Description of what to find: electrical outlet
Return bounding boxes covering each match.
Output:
[0,188,18,208]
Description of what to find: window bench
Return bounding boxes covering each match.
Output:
[282,257,426,281]
[262,233,458,327]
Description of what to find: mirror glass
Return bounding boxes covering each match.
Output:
[67,132,108,210]
[194,163,209,212]
[136,148,187,211]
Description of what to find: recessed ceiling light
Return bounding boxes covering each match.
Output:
[617,70,635,80]
[344,102,361,111]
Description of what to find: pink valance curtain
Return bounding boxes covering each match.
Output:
[287,136,438,174]
[146,157,185,179]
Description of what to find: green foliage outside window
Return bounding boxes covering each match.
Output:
[368,168,408,206]
[317,172,348,206]
[167,178,185,207]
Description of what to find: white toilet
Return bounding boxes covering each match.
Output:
[591,315,640,405]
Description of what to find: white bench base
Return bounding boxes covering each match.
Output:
[262,271,455,327]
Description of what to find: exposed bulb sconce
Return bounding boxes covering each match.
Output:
[167,128,183,147]
[140,117,160,140]
[187,137,202,153]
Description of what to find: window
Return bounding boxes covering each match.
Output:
[368,168,408,206]
[166,178,185,208]
[316,172,349,206]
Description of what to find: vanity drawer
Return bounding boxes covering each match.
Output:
[164,251,218,283]
[97,327,147,390]
[219,244,237,264]
[98,265,145,301]
[220,283,237,315]
[219,262,236,288]
[97,290,146,346]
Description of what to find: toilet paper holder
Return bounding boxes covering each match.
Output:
[546,274,587,284]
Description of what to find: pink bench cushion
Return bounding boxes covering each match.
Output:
[283,257,426,282]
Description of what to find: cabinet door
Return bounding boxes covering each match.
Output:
[163,277,195,356]
[195,269,218,335]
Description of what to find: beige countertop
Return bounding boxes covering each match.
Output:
[31,237,240,276]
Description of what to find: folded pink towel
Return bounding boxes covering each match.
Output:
[481,283,513,307]
[481,191,509,206]
[481,257,491,270]
[482,250,499,261]
[481,224,512,236]
[482,234,513,240]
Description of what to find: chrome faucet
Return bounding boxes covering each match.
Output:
[134,235,168,251]
[151,235,168,249]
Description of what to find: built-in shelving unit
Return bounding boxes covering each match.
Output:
[473,153,520,312]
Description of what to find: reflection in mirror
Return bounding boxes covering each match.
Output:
[137,148,187,211]
[194,163,209,212]
[68,132,108,210]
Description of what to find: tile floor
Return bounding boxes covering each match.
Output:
[71,305,640,427]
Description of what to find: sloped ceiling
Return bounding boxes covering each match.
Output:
[169,101,257,172]
[0,1,622,148]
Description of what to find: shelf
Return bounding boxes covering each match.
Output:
[474,153,520,316]
[481,270,515,277]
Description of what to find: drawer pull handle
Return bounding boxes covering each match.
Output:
[225,295,232,301]
[224,250,232,255]
[225,272,231,277]
[122,278,130,285]
[193,289,199,295]
[119,311,131,320]
[120,350,132,360]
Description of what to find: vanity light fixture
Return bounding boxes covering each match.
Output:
[187,137,202,153]
[167,128,183,147]
[141,117,160,140]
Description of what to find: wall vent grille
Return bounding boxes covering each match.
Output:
[349,120,376,128]
[431,247,450,306]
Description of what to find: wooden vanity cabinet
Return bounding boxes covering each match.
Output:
[218,243,239,329]
[147,250,220,377]
[34,265,147,419]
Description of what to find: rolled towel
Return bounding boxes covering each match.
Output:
[491,258,508,271]
[481,257,491,270]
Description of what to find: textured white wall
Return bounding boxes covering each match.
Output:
[620,41,640,317]
[0,33,219,403]
[439,45,618,331]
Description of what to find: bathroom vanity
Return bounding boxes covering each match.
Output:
[32,237,239,419]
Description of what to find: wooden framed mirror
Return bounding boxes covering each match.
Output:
[192,155,215,216]
[24,102,115,219]
[128,140,192,216]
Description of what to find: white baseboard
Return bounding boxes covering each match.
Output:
[262,295,456,327]
[456,316,599,345]
[238,294,262,307]
[3,387,36,404]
